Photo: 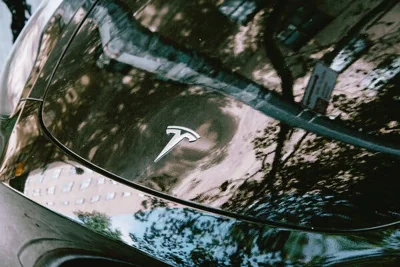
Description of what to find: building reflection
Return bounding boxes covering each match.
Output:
[10,160,400,266]
[32,0,400,230]
[23,161,145,218]
[2,1,400,266]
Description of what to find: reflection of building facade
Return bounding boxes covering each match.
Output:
[34,0,400,225]
[24,162,144,217]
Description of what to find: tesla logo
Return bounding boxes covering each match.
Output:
[154,126,200,163]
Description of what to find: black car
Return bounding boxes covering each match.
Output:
[0,0,399,266]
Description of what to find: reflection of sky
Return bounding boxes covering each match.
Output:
[111,214,148,244]
[116,207,240,264]
[0,1,13,72]
[109,207,400,266]
[110,208,203,254]
[64,213,139,244]
[69,212,157,247]
[0,0,42,74]
[330,37,368,73]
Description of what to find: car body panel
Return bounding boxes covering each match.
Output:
[0,0,400,266]
[37,0,400,230]
[1,100,399,266]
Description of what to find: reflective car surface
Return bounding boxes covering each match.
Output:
[1,0,400,266]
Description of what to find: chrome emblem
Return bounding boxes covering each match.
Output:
[154,126,200,163]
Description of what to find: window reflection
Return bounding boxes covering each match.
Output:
[106,192,116,200]
[21,162,144,221]
[47,186,55,195]
[2,0,400,264]
[75,198,85,205]
[91,195,101,202]
[80,178,92,189]
[97,177,105,185]
[33,188,40,197]
[361,56,400,90]
[330,36,369,73]
[51,168,62,179]
[36,0,400,230]
[62,181,74,192]
[122,192,131,197]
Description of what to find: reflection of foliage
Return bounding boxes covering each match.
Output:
[130,202,400,266]
[222,123,400,228]
[139,174,178,192]
[174,0,400,229]
[332,81,400,143]
[37,0,400,229]
[0,102,68,182]
[2,0,31,41]
[75,210,122,241]
[263,0,294,101]
[44,17,237,190]
[131,204,288,266]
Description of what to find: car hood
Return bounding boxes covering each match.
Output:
[31,0,400,230]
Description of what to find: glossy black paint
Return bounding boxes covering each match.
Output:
[2,100,400,266]
[1,0,400,266]
[38,0,400,230]
[0,174,165,266]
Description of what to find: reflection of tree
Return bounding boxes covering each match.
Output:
[263,0,294,101]
[322,0,397,66]
[183,0,400,228]
[130,204,287,266]
[0,101,69,183]
[75,210,123,241]
[332,78,400,143]
[43,16,237,191]
[221,124,400,228]
[2,0,31,41]
[130,202,400,266]
[38,0,400,229]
